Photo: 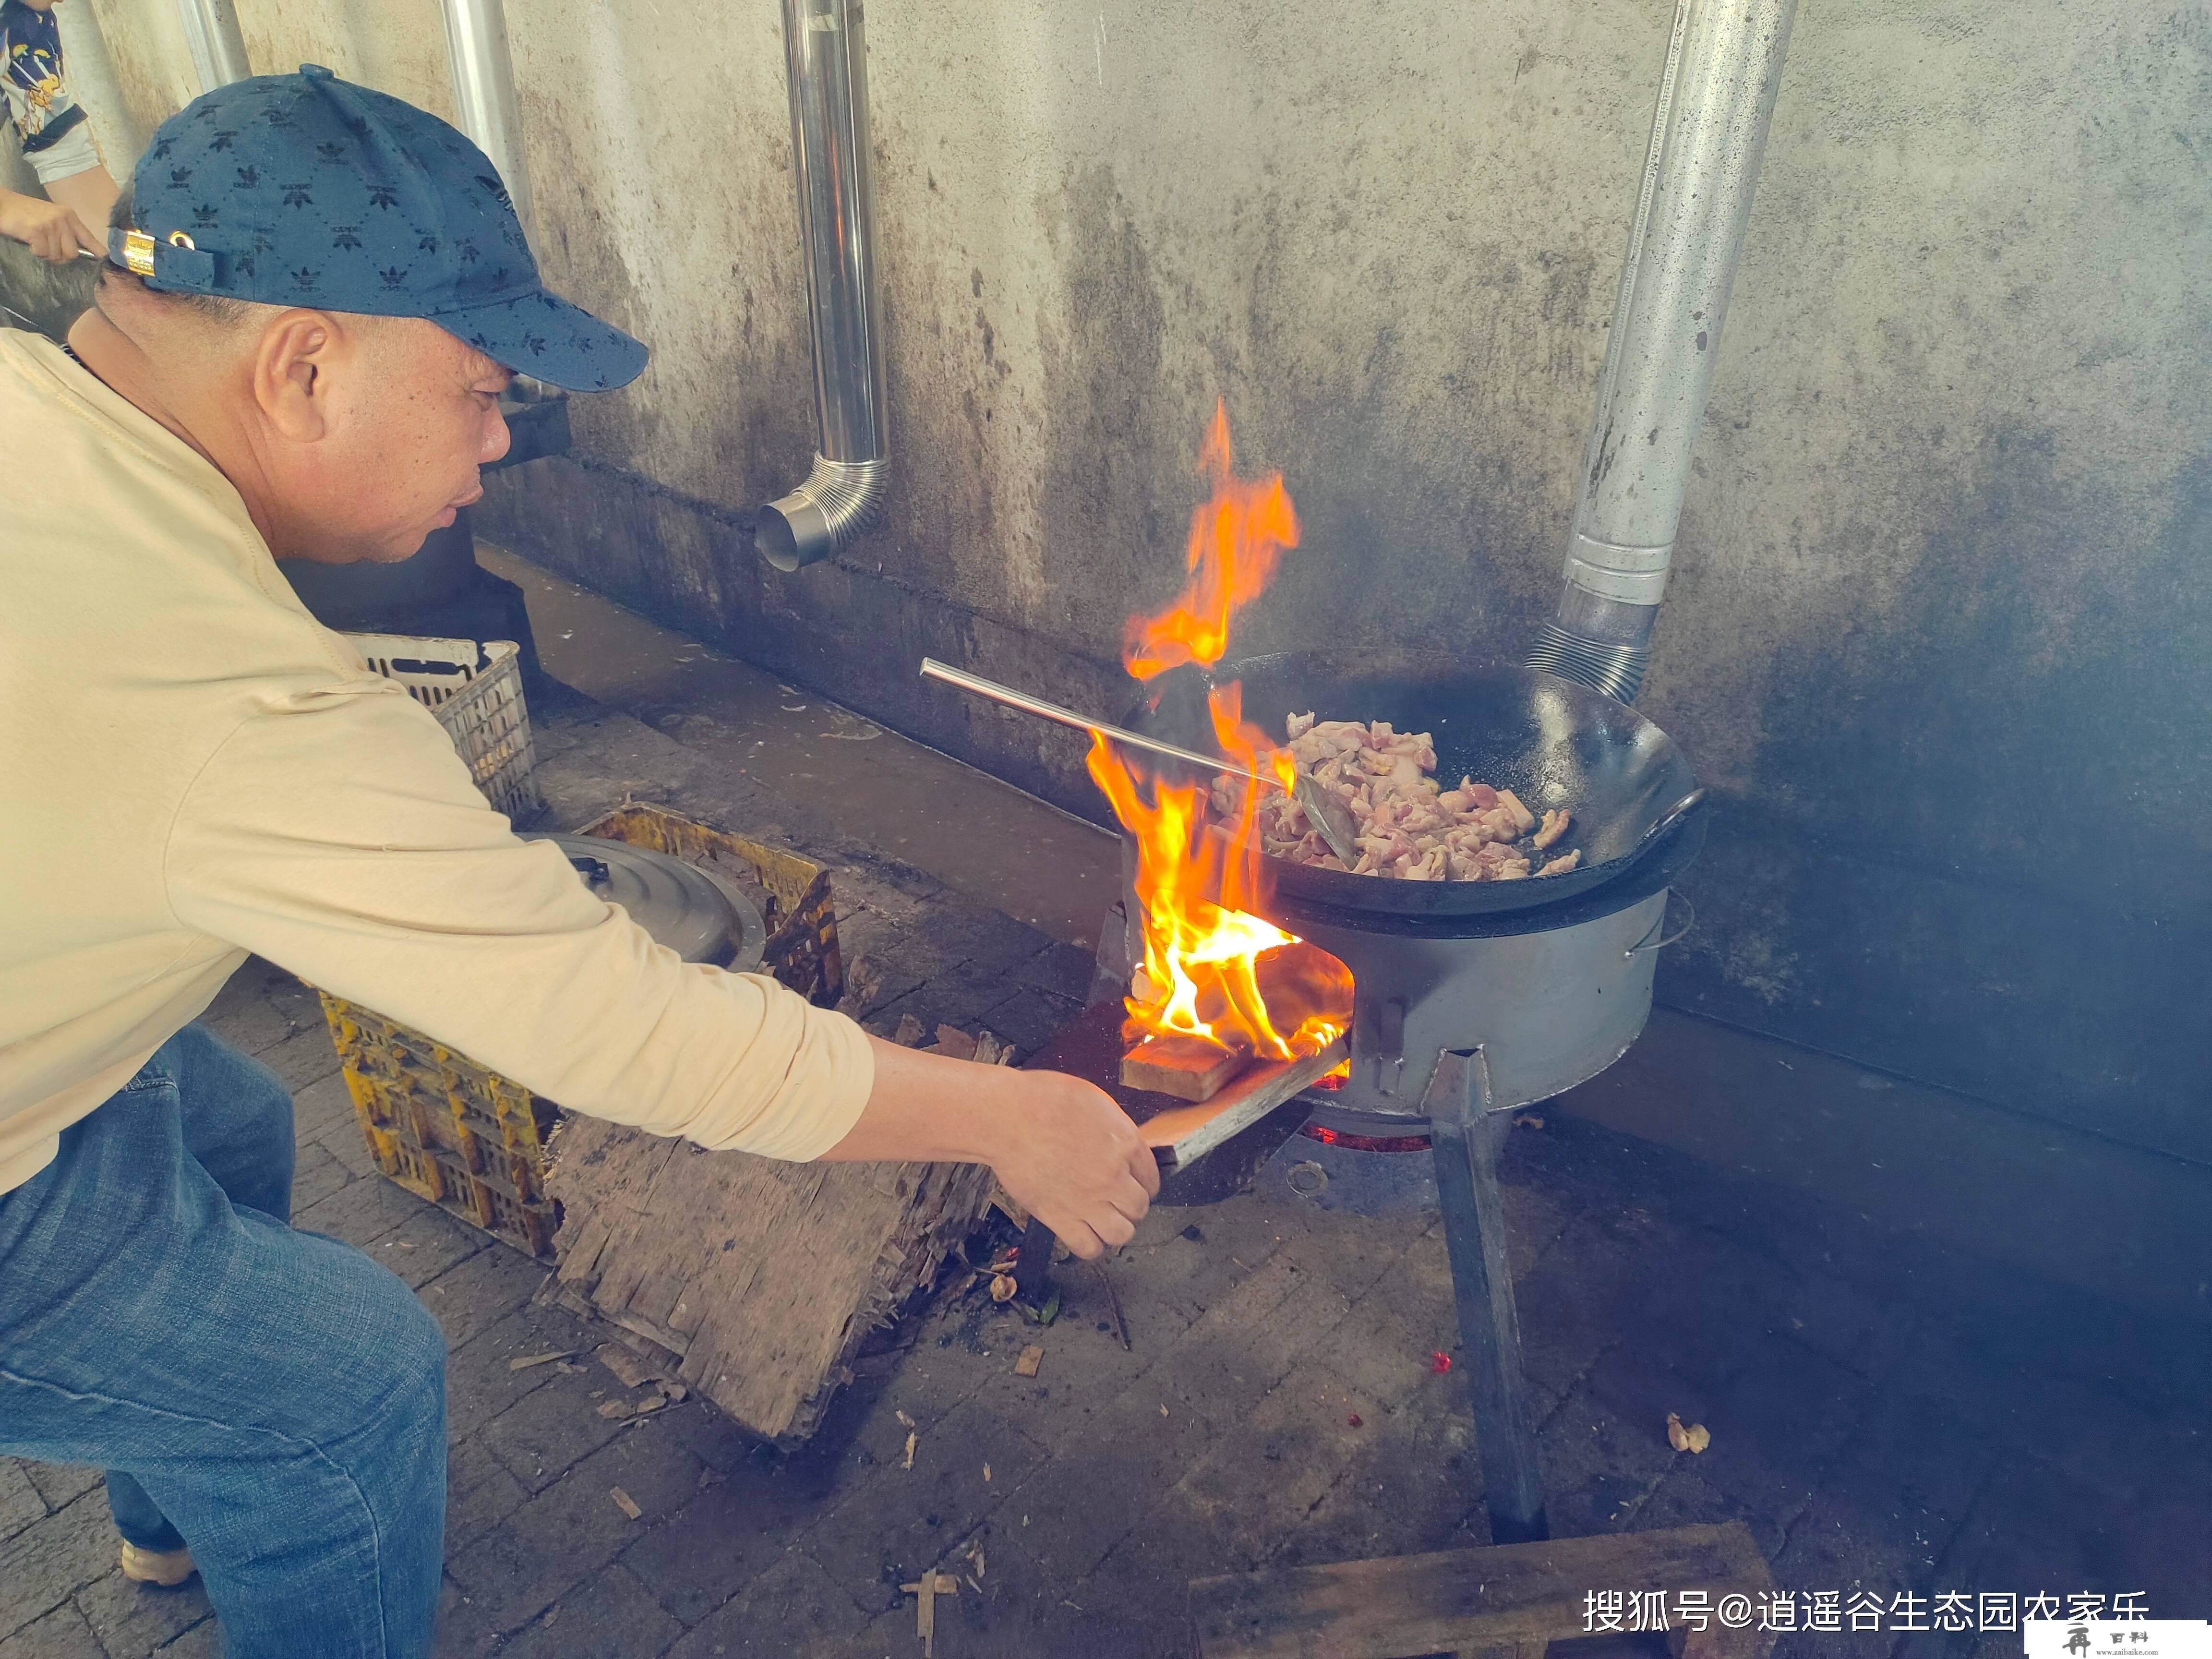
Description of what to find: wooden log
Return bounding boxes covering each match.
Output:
[547,1115,993,1442]
[1120,1032,1247,1102]
[1188,1521,1775,1659]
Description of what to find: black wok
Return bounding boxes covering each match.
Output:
[1120,650,1704,919]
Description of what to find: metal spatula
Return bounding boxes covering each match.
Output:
[919,659,1364,868]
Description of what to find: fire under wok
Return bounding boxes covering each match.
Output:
[1122,650,1706,919]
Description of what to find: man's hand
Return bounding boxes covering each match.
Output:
[824,1037,1159,1258]
[985,1069,1159,1258]
[0,191,99,264]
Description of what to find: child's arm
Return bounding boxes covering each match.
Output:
[0,2,115,258]
[0,186,97,262]
[41,157,116,233]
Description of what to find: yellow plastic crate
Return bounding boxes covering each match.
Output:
[576,801,843,1008]
[321,802,844,1259]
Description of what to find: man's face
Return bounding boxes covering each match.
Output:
[276,316,513,565]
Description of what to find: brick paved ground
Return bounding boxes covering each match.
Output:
[5,697,2208,1658]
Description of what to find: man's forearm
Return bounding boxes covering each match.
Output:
[820,1036,1160,1259]
[817,1036,1022,1164]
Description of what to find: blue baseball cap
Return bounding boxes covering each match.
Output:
[116,64,646,393]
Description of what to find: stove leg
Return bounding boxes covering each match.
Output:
[1425,1047,1550,1545]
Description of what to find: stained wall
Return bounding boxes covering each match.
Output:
[74,0,2212,1159]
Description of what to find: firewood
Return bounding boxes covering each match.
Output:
[1189,1522,1775,1659]
[834,955,883,1018]
[900,1572,960,1658]
[1026,1002,1344,1169]
[1120,1032,1247,1102]
[595,1342,655,1389]
[986,1181,1030,1228]
[548,1116,995,1443]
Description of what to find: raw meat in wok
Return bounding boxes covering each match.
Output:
[1220,715,1583,883]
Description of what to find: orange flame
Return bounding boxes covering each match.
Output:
[1122,402,1300,683]
[1088,403,1349,1063]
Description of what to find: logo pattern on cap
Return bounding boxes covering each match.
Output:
[129,65,645,393]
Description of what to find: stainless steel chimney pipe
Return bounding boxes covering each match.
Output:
[439,0,535,238]
[1528,0,1796,703]
[756,0,890,573]
[175,0,250,94]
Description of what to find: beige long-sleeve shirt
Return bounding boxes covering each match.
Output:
[0,331,873,1195]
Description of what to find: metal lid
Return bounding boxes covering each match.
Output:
[525,835,767,974]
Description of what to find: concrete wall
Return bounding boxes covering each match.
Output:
[79,1,2212,1161]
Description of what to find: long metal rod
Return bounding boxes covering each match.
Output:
[1529,0,1796,703]
[756,0,890,572]
[920,659,1275,790]
[1423,1047,1550,1544]
[920,658,1363,865]
[175,0,250,95]
[439,0,534,238]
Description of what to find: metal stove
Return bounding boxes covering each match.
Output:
[1100,790,1703,1215]
[1258,843,1698,1214]
[1093,0,1790,1236]
[1084,0,1793,1547]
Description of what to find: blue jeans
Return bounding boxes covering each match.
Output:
[0,1024,446,1658]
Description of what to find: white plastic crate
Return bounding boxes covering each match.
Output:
[345,633,544,824]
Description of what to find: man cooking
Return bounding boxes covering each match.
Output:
[0,66,1156,1659]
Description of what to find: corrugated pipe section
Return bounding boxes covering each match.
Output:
[755,0,890,573]
[1528,0,1796,704]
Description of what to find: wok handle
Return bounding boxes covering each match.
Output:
[1626,890,1696,957]
[918,658,1285,794]
[1635,787,1708,851]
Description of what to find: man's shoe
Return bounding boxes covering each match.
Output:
[119,1541,196,1588]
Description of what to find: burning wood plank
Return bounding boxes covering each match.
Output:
[1136,1035,1346,1168]
[1120,1031,1248,1102]
[1027,1002,1346,1170]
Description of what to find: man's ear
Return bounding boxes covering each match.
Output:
[251,310,342,442]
